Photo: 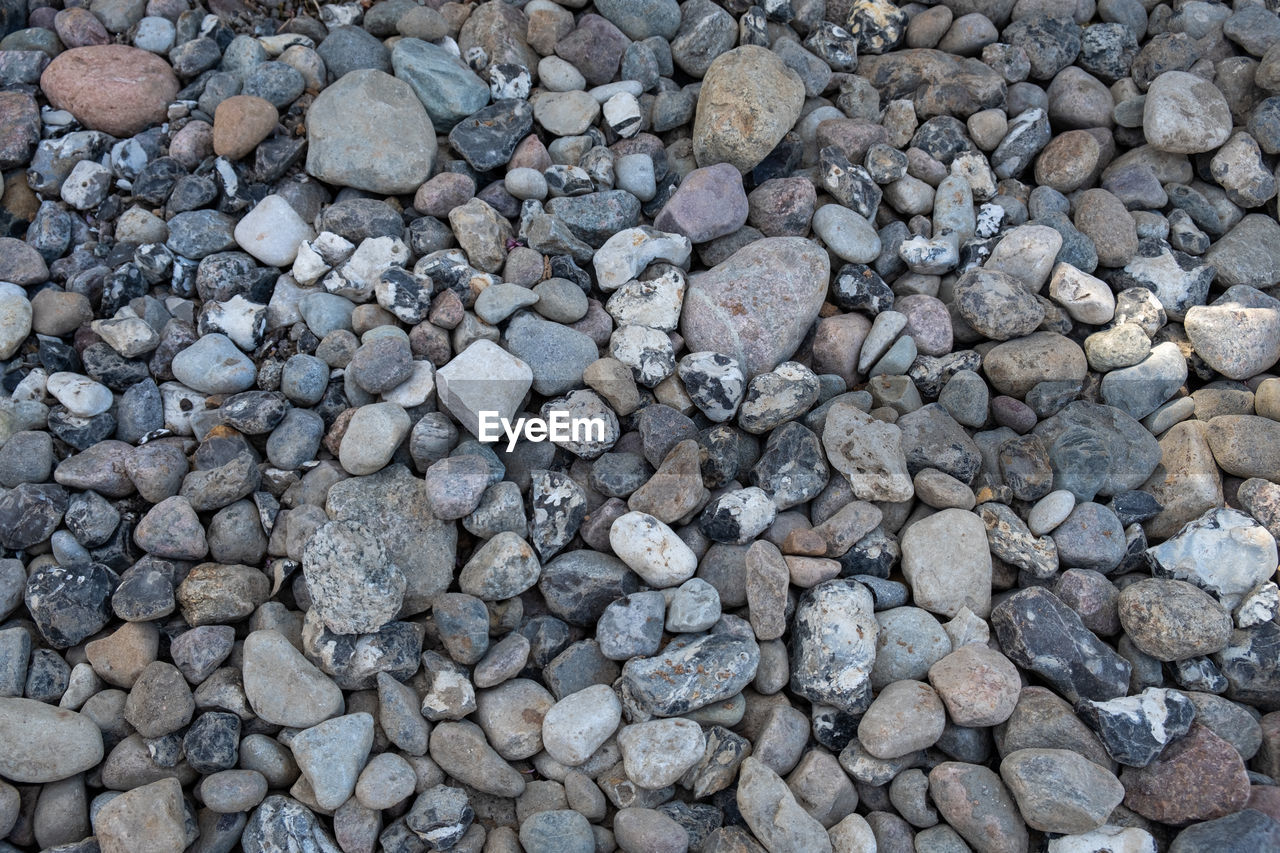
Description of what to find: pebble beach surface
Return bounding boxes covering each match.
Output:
[1,0,1280,851]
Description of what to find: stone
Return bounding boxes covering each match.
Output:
[928,644,1020,727]
[1079,687,1196,768]
[1118,578,1232,662]
[234,194,314,268]
[858,679,946,759]
[1000,748,1124,835]
[901,508,992,618]
[736,756,833,853]
[929,762,1029,853]
[822,401,914,502]
[1185,305,1280,381]
[992,587,1131,704]
[1120,724,1250,824]
[1147,508,1278,611]
[94,778,187,853]
[1143,71,1233,154]
[40,45,177,136]
[242,630,343,728]
[682,237,829,379]
[0,698,102,782]
[693,46,805,173]
[303,520,406,635]
[391,38,489,131]
[290,713,375,810]
[305,69,435,195]
[790,579,878,713]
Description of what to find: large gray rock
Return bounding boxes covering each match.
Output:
[305,69,436,194]
[0,698,102,782]
[681,237,829,378]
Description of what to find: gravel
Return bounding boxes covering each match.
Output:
[1,0,1279,850]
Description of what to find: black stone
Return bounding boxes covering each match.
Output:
[0,482,68,549]
[38,338,82,374]
[519,615,573,669]
[166,174,219,215]
[589,452,652,499]
[528,469,587,560]
[64,490,120,547]
[24,648,70,703]
[991,587,1131,704]
[545,191,642,248]
[82,341,150,390]
[855,575,909,610]
[542,639,620,700]
[184,711,241,773]
[131,157,187,205]
[1078,688,1196,767]
[750,421,828,510]
[819,146,881,218]
[317,198,406,244]
[117,378,164,444]
[1217,621,1280,712]
[24,562,114,648]
[751,132,804,186]
[448,99,534,172]
[1108,489,1163,526]
[507,518,590,598]
[304,620,422,690]
[832,263,894,315]
[219,391,288,434]
[111,561,176,622]
[838,526,899,578]
[697,424,742,490]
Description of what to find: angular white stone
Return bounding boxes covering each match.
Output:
[435,340,534,438]
[234,194,316,268]
[594,227,692,291]
[1049,263,1116,325]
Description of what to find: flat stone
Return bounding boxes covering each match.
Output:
[305,69,435,194]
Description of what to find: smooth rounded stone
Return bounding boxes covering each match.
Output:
[0,698,102,783]
[789,578,878,713]
[542,685,622,766]
[46,371,112,417]
[681,237,829,379]
[1085,323,1151,372]
[520,809,596,853]
[534,90,600,137]
[473,678,555,763]
[953,268,1044,340]
[929,761,1029,853]
[1204,415,1280,481]
[242,629,343,728]
[693,45,805,173]
[0,285,32,360]
[654,162,748,244]
[170,334,255,394]
[457,532,540,602]
[666,578,722,633]
[1099,340,1187,421]
[1120,723,1250,824]
[812,204,881,264]
[532,278,589,324]
[598,591,666,660]
[1050,502,1126,571]
[1117,578,1232,661]
[306,69,435,195]
[858,680,947,760]
[1143,71,1232,154]
[95,777,187,853]
[211,94,276,161]
[234,194,313,268]
[928,644,1020,727]
[200,769,268,813]
[983,331,1087,399]
[610,511,697,588]
[1185,305,1280,381]
[40,45,177,136]
[1035,130,1101,193]
[870,607,952,690]
[901,508,992,618]
[619,718,706,789]
[133,495,206,560]
[290,712,374,810]
[613,808,689,853]
[1000,748,1125,835]
[429,720,525,797]
[737,756,833,853]
[303,519,406,635]
[391,38,488,132]
[1170,810,1280,853]
[338,402,410,476]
